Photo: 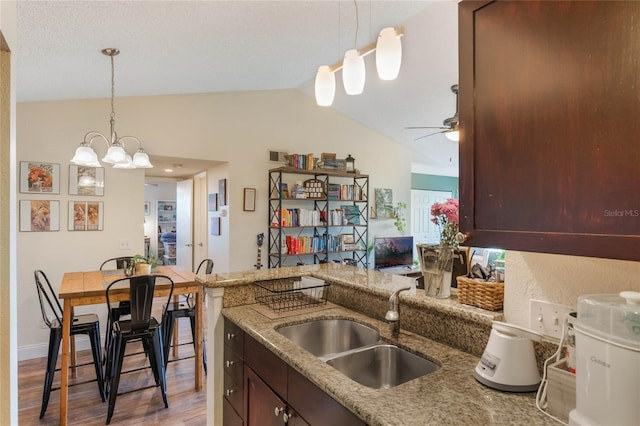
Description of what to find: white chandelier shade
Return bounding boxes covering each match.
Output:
[342,49,366,95]
[314,65,336,106]
[375,27,402,80]
[70,48,153,169]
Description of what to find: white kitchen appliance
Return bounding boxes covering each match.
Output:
[474,321,542,392]
[569,291,640,426]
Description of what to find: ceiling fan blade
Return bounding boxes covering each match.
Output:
[404,126,446,130]
[414,130,446,141]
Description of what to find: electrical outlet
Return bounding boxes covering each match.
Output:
[529,299,574,339]
[119,239,131,250]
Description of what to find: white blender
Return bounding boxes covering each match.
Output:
[569,291,640,426]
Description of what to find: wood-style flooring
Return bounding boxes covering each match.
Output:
[18,318,206,425]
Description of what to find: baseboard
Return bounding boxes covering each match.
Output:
[19,335,93,361]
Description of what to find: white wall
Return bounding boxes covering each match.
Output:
[506,251,640,327]
[17,88,640,359]
[16,89,415,358]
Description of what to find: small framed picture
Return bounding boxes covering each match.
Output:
[144,202,150,216]
[68,201,104,231]
[243,188,256,211]
[219,179,227,206]
[68,165,105,196]
[20,161,60,194]
[19,200,60,232]
[211,217,221,235]
[208,193,218,211]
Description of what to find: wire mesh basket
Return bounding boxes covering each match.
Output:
[253,277,330,312]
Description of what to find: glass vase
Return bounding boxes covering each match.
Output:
[417,244,455,298]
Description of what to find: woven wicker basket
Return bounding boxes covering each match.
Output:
[456,276,504,311]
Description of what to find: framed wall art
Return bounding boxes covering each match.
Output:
[211,217,221,235]
[144,202,150,216]
[243,188,256,211]
[19,161,60,194]
[218,178,227,206]
[68,201,104,231]
[69,165,105,196]
[19,200,60,232]
[208,193,218,211]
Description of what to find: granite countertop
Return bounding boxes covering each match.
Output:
[210,264,555,426]
[223,304,554,426]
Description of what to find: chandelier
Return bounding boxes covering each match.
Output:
[71,48,153,169]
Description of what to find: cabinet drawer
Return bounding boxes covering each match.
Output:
[223,396,243,426]
[288,366,365,426]
[224,343,244,385]
[224,370,244,416]
[244,334,287,399]
[224,318,245,357]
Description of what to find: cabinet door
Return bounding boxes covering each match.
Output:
[244,366,285,426]
[459,0,640,261]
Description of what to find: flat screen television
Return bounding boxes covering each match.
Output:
[374,236,414,270]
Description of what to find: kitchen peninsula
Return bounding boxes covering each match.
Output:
[200,263,555,425]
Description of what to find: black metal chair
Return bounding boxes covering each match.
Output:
[104,274,173,424]
[34,270,106,419]
[161,259,212,373]
[100,257,133,360]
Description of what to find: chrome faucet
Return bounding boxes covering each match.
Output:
[385,286,411,338]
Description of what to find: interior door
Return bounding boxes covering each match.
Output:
[193,173,208,268]
[411,189,452,255]
[176,178,193,270]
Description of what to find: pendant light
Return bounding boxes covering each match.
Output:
[342,1,365,95]
[375,27,402,80]
[315,65,336,106]
[71,48,153,169]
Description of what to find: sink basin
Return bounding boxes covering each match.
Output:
[277,319,380,359]
[327,344,439,389]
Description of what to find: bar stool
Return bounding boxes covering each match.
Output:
[161,258,212,373]
[104,274,173,424]
[34,270,106,419]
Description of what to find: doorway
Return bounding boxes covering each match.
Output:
[411,189,452,257]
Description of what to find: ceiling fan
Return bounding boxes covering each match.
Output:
[405,84,459,141]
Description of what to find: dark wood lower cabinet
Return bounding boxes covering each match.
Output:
[223,317,366,426]
[245,366,286,426]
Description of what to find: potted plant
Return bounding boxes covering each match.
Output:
[131,252,159,275]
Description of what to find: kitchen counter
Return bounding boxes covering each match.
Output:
[202,264,556,425]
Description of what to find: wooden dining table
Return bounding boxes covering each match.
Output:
[58,265,203,426]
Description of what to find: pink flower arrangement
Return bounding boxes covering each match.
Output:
[430,198,460,246]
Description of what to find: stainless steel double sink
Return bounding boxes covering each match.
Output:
[277,319,439,389]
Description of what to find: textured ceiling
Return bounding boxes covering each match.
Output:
[16,0,459,176]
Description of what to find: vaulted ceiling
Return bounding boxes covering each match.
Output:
[16,0,459,176]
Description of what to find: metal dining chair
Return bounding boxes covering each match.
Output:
[34,270,106,419]
[100,257,133,361]
[161,258,212,373]
[104,274,174,424]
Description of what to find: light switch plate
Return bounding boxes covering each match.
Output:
[119,239,131,250]
[529,299,574,339]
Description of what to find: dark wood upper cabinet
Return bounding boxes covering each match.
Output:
[459,0,640,261]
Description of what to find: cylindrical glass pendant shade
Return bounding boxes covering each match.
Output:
[342,49,365,95]
[376,27,402,80]
[315,65,336,106]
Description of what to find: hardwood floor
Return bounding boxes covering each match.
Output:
[19,318,206,425]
